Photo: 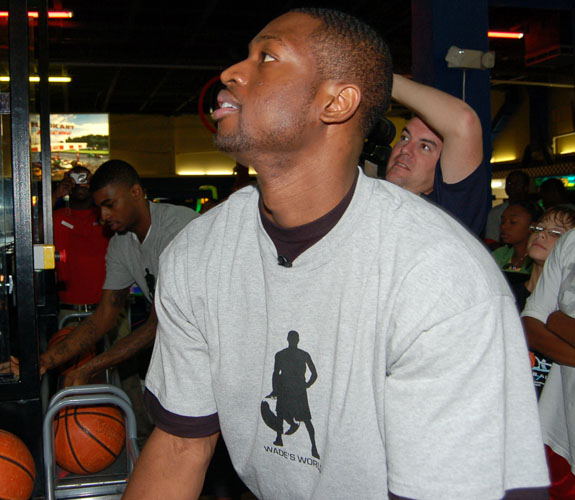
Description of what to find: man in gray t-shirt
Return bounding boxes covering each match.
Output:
[125,8,549,500]
[40,159,198,387]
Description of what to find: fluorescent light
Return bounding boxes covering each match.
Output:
[488,31,524,39]
[46,76,71,83]
[0,76,71,83]
[490,155,517,163]
[0,11,73,19]
[491,180,504,189]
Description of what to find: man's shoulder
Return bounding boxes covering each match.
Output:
[162,185,258,255]
[368,176,502,278]
[151,201,199,223]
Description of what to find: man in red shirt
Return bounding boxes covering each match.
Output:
[52,165,112,310]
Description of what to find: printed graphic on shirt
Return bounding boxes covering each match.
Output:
[530,350,552,399]
[260,330,320,460]
[144,267,156,302]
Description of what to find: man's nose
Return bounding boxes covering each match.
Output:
[399,141,413,155]
[220,59,248,88]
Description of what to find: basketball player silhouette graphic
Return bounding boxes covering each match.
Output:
[261,330,319,459]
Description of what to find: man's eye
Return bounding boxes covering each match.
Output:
[263,53,276,62]
[422,144,431,152]
[400,135,409,142]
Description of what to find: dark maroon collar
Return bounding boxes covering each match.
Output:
[260,173,358,266]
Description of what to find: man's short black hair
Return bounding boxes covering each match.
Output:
[289,7,393,137]
[90,159,142,193]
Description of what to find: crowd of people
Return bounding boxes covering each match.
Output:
[32,6,575,500]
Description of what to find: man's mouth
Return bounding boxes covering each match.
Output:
[391,160,410,171]
[213,90,240,121]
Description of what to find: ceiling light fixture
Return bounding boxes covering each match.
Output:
[0,76,71,83]
[0,11,73,19]
[488,31,524,39]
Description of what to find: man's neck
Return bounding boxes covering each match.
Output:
[255,146,362,229]
[132,201,152,243]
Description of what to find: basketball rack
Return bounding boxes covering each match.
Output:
[42,384,140,500]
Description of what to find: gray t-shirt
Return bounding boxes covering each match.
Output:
[103,201,198,302]
[147,171,549,499]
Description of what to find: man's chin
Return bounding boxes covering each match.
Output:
[214,130,254,154]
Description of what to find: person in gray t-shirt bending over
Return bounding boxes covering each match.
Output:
[39,159,198,387]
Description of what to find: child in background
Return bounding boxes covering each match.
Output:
[491,200,542,274]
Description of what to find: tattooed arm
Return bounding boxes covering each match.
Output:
[63,304,158,386]
[39,288,129,375]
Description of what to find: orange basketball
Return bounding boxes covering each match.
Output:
[54,405,125,475]
[0,429,36,500]
[48,326,96,375]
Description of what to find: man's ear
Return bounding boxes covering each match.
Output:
[130,183,145,200]
[319,83,361,125]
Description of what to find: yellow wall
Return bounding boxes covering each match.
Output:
[108,86,574,179]
[109,115,175,177]
[490,88,530,165]
[109,114,235,177]
[550,88,575,155]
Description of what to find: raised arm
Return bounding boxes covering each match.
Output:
[51,175,75,209]
[123,427,219,499]
[392,74,483,184]
[40,288,129,374]
[63,305,158,386]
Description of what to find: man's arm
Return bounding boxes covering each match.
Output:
[392,74,483,183]
[63,305,158,386]
[51,176,74,209]
[40,288,128,374]
[522,316,575,366]
[546,310,575,346]
[123,427,218,499]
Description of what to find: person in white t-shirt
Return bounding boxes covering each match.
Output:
[522,228,575,497]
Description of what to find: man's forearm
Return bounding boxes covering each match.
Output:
[67,313,157,383]
[392,74,478,140]
[523,316,575,366]
[547,311,575,347]
[42,288,128,374]
[123,427,218,499]
[41,314,109,373]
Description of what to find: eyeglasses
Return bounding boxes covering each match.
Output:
[529,225,566,238]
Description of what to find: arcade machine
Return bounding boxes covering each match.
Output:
[0,2,52,497]
[0,3,137,498]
